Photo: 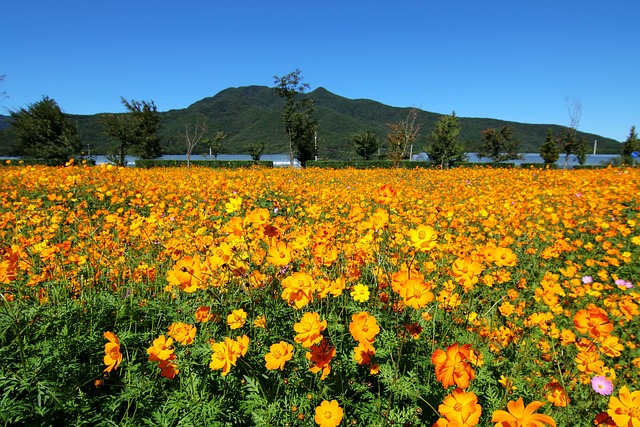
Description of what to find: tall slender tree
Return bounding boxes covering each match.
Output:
[273,69,318,167]
[539,128,560,164]
[621,126,638,165]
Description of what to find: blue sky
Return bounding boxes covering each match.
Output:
[2,0,638,142]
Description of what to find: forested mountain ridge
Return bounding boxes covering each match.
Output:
[0,85,621,158]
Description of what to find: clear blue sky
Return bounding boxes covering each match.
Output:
[2,0,638,142]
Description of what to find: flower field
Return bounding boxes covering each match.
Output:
[1,164,639,426]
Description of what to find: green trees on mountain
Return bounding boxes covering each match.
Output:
[274,69,318,167]
[9,96,81,164]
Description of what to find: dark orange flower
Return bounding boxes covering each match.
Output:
[431,343,475,389]
[573,306,613,338]
[305,338,336,380]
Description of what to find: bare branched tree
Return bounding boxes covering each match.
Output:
[184,117,209,167]
[387,108,421,167]
[0,74,8,103]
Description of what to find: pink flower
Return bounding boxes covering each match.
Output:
[615,279,633,289]
[591,375,613,396]
[581,276,593,284]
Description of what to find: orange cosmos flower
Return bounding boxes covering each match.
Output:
[0,245,20,283]
[608,386,640,427]
[408,224,438,252]
[374,184,397,204]
[281,271,316,309]
[294,312,327,348]
[265,341,294,371]
[245,207,270,226]
[103,331,123,373]
[491,398,556,427]
[209,337,240,376]
[236,334,249,357]
[147,335,175,361]
[314,399,343,427]
[227,308,248,330]
[573,306,613,339]
[167,322,196,345]
[544,382,570,407]
[349,311,380,350]
[431,343,476,389]
[490,247,517,267]
[401,278,434,309]
[436,388,482,427]
[306,338,336,380]
[266,241,292,266]
[166,256,203,293]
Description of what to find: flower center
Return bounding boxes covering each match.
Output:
[454,402,463,411]
[324,410,332,419]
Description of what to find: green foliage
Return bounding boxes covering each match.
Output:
[0,87,623,158]
[477,126,522,162]
[274,70,318,167]
[9,96,81,163]
[103,98,162,166]
[425,112,466,168]
[306,160,433,169]
[134,159,273,168]
[621,126,638,165]
[539,128,560,164]
[350,131,380,160]
[558,128,588,167]
[248,141,265,161]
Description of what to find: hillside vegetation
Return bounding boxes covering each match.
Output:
[0,86,621,158]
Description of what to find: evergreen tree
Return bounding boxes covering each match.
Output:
[621,126,638,165]
[350,131,380,160]
[10,96,81,163]
[539,128,560,164]
[425,112,466,168]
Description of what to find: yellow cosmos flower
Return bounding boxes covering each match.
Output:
[350,283,370,302]
[293,312,327,348]
[103,331,123,373]
[147,335,175,362]
[314,399,343,427]
[266,241,292,266]
[408,224,438,252]
[265,341,294,371]
[227,308,248,330]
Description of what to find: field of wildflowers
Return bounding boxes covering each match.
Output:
[1,163,639,426]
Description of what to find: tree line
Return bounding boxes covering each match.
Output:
[4,71,638,167]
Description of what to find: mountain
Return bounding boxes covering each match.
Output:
[0,86,621,158]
